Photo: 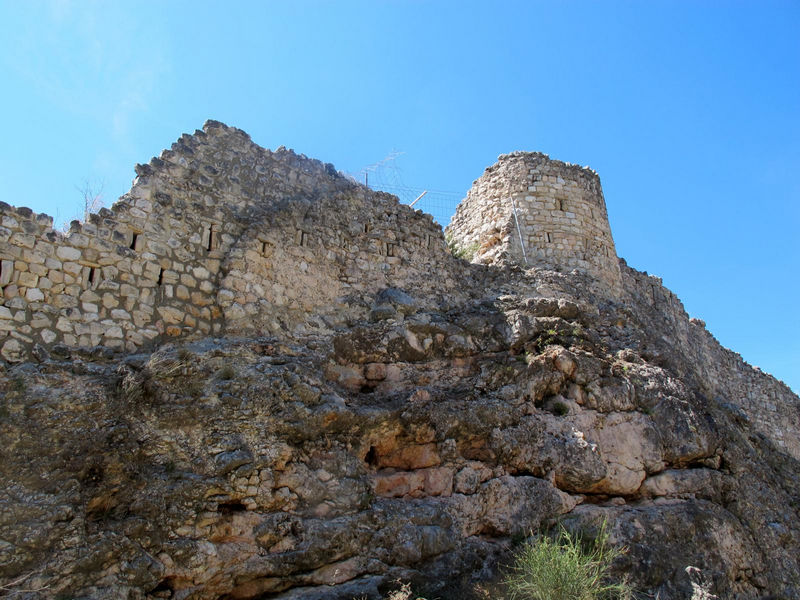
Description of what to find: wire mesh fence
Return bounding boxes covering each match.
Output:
[354,152,462,228]
[373,184,461,228]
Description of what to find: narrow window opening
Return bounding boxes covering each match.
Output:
[130,233,139,250]
[157,268,164,286]
[545,232,552,244]
[386,242,396,257]
[261,241,268,255]
[364,223,370,234]
[298,230,309,247]
[88,267,96,286]
[206,225,215,251]
[559,199,565,211]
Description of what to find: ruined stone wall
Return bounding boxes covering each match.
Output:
[621,261,800,460]
[0,121,459,361]
[3,123,795,462]
[446,152,622,296]
[218,188,460,337]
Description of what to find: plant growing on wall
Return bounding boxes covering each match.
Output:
[445,232,479,261]
[59,178,105,230]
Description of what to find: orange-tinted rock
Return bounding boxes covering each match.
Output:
[373,470,425,497]
[422,467,454,497]
[553,347,577,378]
[324,363,365,391]
[364,362,386,380]
[378,443,440,470]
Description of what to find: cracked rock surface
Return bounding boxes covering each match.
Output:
[1,262,798,600]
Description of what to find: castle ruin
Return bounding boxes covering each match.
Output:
[1,121,800,600]
[0,124,626,364]
[0,121,797,461]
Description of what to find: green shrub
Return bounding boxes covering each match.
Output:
[445,232,480,261]
[504,521,632,600]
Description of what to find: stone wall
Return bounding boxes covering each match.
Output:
[2,122,795,462]
[445,152,622,296]
[0,121,461,361]
[620,261,800,460]
[217,183,463,337]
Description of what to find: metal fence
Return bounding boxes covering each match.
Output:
[356,153,462,227]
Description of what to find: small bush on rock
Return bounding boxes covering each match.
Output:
[505,521,632,600]
[445,233,480,261]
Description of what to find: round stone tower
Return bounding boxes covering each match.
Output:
[446,152,622,295]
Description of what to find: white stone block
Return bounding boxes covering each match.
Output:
[56,246,82,261]
[25,288,44,301]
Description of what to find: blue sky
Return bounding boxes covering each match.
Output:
[1,1,798,393]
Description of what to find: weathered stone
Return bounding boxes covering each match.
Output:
[0,121,796,600]
[377,443,440,470]
[157,306,184,324]
[214,448,253,476]
[0,259,13,285]
[56,246,82,261]
[40,329,57,344]
[16,270,39,288]
[1,338,24,362]
[364,362,386,381]
[373,470,425,497]
[25,287,44,302]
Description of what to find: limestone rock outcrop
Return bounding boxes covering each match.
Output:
[0,123,798,600]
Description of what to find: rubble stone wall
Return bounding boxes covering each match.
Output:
[0,121,457,361]
[621,261,800,459]
[216,179,466,337]
[446,152,622,295]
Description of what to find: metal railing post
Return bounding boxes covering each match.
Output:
[510,196,529,265]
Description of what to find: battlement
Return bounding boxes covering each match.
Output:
[445,151,622,295]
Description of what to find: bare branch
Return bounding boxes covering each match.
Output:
[75,178,105,222]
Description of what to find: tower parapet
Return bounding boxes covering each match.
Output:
[446,152,622,295]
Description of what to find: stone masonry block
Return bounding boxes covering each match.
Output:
[56,246,82,261]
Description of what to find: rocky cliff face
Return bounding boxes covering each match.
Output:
[1,126,798,600]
